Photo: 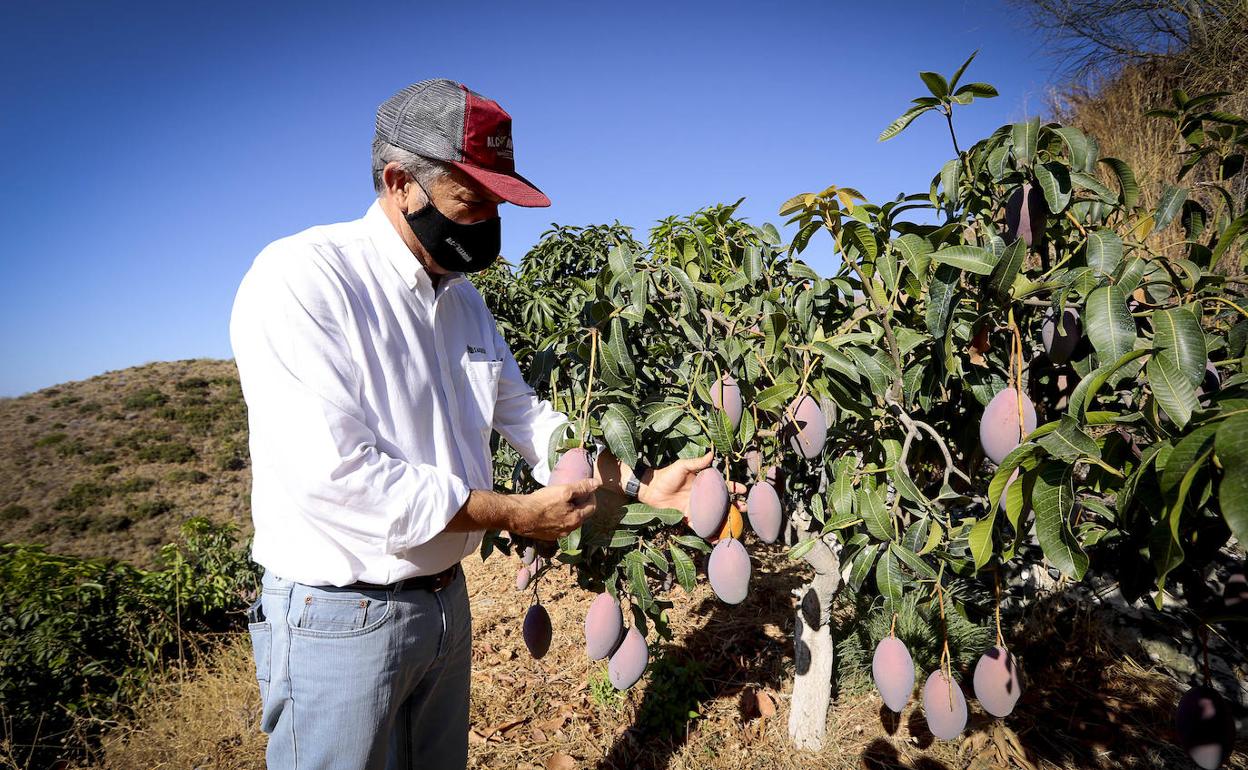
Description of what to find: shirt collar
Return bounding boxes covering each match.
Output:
[363,200,462,301]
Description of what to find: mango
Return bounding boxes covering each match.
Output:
[515,564,533,592]
[710,373,743,430]
[711,504,744,542]
[608,627,649,690]
[1223,566,1246,611]
[584,592,623,661]
[1005,181,1046,248]
[1175,685,1236,769]
[980,387,1037,465]
[1041,308,1081,365]
[872,636,915,713]
[522,603,552,659]
[746,482,782,544]
[520,545,537,566]
[688,468,729,538]
[922,670,968,740]
[786,395,827,459]
[972,645,1021,717]
[708,537,751,604]
[549,447,593,486]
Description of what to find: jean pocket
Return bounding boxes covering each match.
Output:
[291,590,393,638]
[248,618,271,687]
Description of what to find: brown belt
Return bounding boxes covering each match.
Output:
[342,563,459,593]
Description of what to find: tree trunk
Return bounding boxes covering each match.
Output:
[787,538,841,750]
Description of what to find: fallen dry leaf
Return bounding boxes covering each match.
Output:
[545,752,577,770]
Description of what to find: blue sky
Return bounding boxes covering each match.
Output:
[0,0,1064,397]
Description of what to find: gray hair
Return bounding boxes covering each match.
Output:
[371,137,450,194]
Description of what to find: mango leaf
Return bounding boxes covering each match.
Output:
[1085,284,1136,364]
[930,245,998,275]
[672,534,711,553]
[1217,412,1248,546]
[1037,416,1100,461]
[754,382,798,412]
[1099,157,1140,208]
[1035,161,1072,214]
[1154,184,1188,231]
[623,551,654,611]
[1147,354,1198,429]
[858,487,893,542]
[987,237,1025,299]
[875,548,904,601]
[620,503,686,527]
[926,264,959,337]
[669,544,697,593]
[1152,307,1207,388]
[1069,348,1150,417]
[1032,462,1088,579]
[601,403,639,469]
[1085,229,1123,276]
[848,543,881,592]
[1011,118,1040,166]
[969,509,996,570]
[743,245,763,282]
[879,105,933,142]
[831,454,857,517]
[707,407,736,455]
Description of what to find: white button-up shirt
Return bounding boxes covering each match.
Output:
[229,200,567,587]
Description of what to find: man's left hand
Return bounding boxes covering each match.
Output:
[639,450,747,515]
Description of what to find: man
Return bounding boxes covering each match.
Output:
[229,79,725,769]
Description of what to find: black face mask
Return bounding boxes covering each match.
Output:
[403,179,501,274]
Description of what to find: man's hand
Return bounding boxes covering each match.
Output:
[638,451,747,517]
[509,479,600,541]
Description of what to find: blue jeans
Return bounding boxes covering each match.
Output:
[246,567,472,769]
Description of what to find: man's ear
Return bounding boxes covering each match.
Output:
[382,163,416,209]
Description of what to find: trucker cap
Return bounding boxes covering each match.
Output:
[375,79,550,208]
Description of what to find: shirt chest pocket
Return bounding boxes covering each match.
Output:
[462,359,502,436]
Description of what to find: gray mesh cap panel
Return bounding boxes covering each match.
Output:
[375,79,466,161]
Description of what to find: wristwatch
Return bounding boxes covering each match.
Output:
[624,463,648,498]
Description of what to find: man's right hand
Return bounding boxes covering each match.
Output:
[509,479,600,541]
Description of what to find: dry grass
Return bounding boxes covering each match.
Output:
[70,550,1246,770]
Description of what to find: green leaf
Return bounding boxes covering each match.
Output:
[875,548,904,601]
[1032,463,1087,579]
[948,50,978,90]
[1011,118,1040,166]
[607,244,633,283]
[1099,157,1140,208]
[663,263,696,312]
[930,245,998,275]
[619,503,685,527]
[1085,284,1136,364]
[925,264,959,337]
[1034,161,1071,214]
[1154,184,1188,231]
[1085,229,1123,276]
[1217,413,1248,546]
[858,487,892,542]
[954,82,998,99]
[968,511,996,570]
[623,551,653,611]
[830,455,857,517]
[894,233,933,277]
[891,542,938,579]
[609,317,634,379]
[879,105,933,142]
[601,403,638,469]
[1037,416,1100,461]
[743,244,763,282]
[754,382,798,412]
[707,407,736,455]
[1152,307,1207,388]
[919,71,949,99]
[848,543,881,592]
[673,534,711,553]
[1054,126,1090,171]
[669,544,697,593]
[1069,348,1150,417]
[988,237,1025,299]
[1147,354,1199,428]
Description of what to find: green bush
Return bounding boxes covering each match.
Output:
[136,442,197,464]
[0,518,259,768]
[175,376,211,392]
[122,387,169,410]
[0,504,30,524]
[23,414,38,424]
[166,468,210,484]
[53,482,113,512]
[33,432,67,448]
[115,477,156,495]
[127,498,174,519]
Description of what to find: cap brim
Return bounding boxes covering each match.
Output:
[450,161,551,208]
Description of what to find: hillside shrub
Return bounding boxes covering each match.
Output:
[0,517,258,768]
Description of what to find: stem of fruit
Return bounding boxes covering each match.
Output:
[889,612,897,639]
[994,569,1003,648]
[579,328,599,442]
[1008,308,1025,446]
[935,578,954,711]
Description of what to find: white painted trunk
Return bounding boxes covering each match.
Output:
[787,539,841,751]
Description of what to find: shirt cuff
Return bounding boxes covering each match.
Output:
[395,469,472,551]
